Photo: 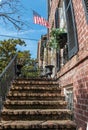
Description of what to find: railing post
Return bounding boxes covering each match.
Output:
[14,55,17,78]
[0,96,2,115]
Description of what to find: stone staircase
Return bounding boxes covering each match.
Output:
[0,78,76,130]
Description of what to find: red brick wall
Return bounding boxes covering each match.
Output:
[74,59,88,130]
[49,0,88,130]
[73,0,88,51]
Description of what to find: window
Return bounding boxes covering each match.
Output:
[56,1,67,71]
[64,0,78,59]
[82,0,88,22]
[64,86,74,111]
[55,8,59,28]
[55,2,67,29]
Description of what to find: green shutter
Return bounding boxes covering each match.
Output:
[64,0,78,59]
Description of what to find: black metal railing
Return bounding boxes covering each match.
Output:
[0,54,17,112]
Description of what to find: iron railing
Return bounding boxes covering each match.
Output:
[0,54,17,112]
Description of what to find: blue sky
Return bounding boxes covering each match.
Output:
[0,0,48,59]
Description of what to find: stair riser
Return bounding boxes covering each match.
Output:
[13,82,59,86]
[8,93,62,97]
[11,84,59,88]
[2,126,76,130]
[10,89,61,94]
[2,113,72,121]
[13,78,59,86]
[4,104,67,109]
[7,96,65,101]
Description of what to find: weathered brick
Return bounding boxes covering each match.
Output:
[55,0,88,130]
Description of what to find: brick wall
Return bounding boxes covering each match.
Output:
[58,0,88,129]
[74,59,88,130]
[49,0,88,130]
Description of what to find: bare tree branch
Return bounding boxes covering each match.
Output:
[0,0,30,30]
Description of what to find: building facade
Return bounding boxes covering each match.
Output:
[44,0,88,130]
[37,35,48,68]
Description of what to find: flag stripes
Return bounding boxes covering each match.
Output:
[33,10,50,28]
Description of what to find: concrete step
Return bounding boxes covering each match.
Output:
[2,109,72,121]
[0,78,76,130]
[13,79,58,86]
[11,85,61,94]
[7,92,65,101]
[0,120,76,130]
[4,100,67,109]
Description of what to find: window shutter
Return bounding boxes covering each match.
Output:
[64,0,78,59]
[82,0,88,21]
[55,8,59,28]
[84,0,88,13]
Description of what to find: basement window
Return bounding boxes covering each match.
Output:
[64,86,73,111]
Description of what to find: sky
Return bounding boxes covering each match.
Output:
[0,0,48,59]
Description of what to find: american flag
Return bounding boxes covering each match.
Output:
[33,10,50,28]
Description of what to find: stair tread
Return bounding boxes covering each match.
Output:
[2,109,72,121]
[8,93,63,96]
[2,109,71,114]
[3,109,71,112]
[13,80,58,85]
[11,86,60,91]
[0,120,76,127]
[5,100,66,104]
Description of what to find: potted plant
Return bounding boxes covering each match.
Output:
[49,28,67,49]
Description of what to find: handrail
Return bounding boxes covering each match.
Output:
[0,54,17,112]
[0,54,17,79]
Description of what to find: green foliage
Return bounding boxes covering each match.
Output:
[0,0,29,30]
[49,28,65,49]
[0,38,26,58]
[21,59,40,78]
[0,38,26,73]
[0,38,39,78]
[17,50,31,65]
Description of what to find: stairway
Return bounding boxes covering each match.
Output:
[0,78,76,130]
